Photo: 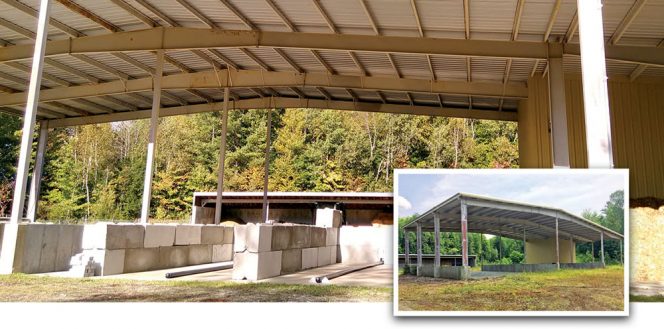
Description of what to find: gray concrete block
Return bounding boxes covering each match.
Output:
[246,224,273,253]
[317,246,332,267]
[271,225,291,251]
[325,227,338,246]
[310,227,326,247]
[330,246,338,264]
[158,246,188,269]
[106,224,144,250]
[212,244,233,262]
[290,225,311,249]
[80,249,125,276]
[232,250,282,281]
[144,224,176,248]
[124,248,159,273]
[54,225,76,271]
[38,224,59,273]
[222,226,234,244]
[14,224,44,273]
[188,245,212,265]
[281,248,302,274]
[301,247,318,270]
[233,225,248,252]
[201,225,225,245]
[174,224,202,245]
[82,223,108,250]
[315,208,342,228]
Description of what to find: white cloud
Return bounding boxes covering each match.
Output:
[397,195,412,210]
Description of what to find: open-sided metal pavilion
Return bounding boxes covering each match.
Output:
[402,192,624,271]
[0,0,660,273]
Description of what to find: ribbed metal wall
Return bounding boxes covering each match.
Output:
[522,74,664,199]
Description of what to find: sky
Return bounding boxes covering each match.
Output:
[396,170,626,218]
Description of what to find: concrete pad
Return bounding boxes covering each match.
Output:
[124,248,159,273]
[325,227,338,246]
[212,244,233,262]
[106,224,145,250]
[245,224,273,253]
[315,208,342,228]
[222,227,234,244]
[144,224,176,248]
[310,227,326,247]
[201,225,225,245]
[302,247,318,270]
[232,250,282,281]
[271,225,291,251]
[175,225,202,245]
[281,248,302,274]
[289,225,311,249]
[317,246,332,267]
[188,245,212,265]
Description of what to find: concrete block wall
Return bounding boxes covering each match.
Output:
[73,223,234,276]
[4,223,85,274]
[232,223,341,281]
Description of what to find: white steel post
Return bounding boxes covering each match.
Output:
[461,201,468,267]
[434,214,441,270]
[416,222,422,276]
[555,215,560,269]
[261,109,272,222]
[523,227,527,264]
[577,0,614,168]
[214,87,230,224]
[0,0,51,274]
[600,231,605,266]
[547,43,570,168]
[404,230,410,267]
[26,121,49,222]
[139,50,164,223]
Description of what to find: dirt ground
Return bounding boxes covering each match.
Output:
[398,266,625,311]
[0,274,391,302]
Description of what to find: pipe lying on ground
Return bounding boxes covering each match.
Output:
[312,259,384,284]
[165,262,233,279]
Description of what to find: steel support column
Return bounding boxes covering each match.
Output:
[619,239,623,265]
[214,87,230,224]
[261,109,272,222]
[416,222,422,275]
[548,43,570,168]
[600,231,605,266]
[404,230,410,267]
[523,227,527,264]
[139,49,164,223]
[434,213,441,270]
[461,200,469,267]
[555,215,560,269]
[0,0,51,274]
[569,236,574,263]
[577,0,614,168]
[26,121,49,222]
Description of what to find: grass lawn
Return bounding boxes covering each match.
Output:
[0,274,391,302]
[398,266,624,311]
[630,295,664,302]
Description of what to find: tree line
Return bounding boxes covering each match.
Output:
[0,109,519,222]
[397,190,625,265]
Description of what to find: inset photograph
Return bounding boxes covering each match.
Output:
[394,169,628,316]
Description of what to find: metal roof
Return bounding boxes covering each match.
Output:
[403,192,623,242]
[0,0,662,125]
